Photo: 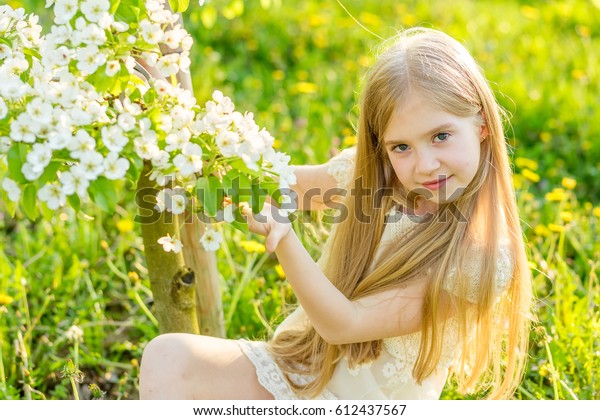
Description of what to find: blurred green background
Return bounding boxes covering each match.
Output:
[1,0,599,400]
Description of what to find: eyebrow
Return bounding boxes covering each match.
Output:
[384,123,457,145]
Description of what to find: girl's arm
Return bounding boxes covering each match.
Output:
[243,203,449,344]
[289,162,346,211]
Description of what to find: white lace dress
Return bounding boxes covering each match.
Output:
[237,147,512,399]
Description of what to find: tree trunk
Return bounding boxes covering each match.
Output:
[179,214,225,337]
[161,4,225,337]
[136,161,199,334]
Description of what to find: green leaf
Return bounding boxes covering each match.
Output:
[200,5,218,29]
[88,177,118,214]
[21,184,38,221]
[110,0,122,14]
[37,161,61,185]
[196,176,223,217]
[168,0,189,13]
[251,178,266,213]
[0,189,16,218]
[7,143,27,184]
[222,0,244,20]
[115,4,140,24]
[67,194,81,213]
[222,170,252,205]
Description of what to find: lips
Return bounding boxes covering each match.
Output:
[422,175,452,190]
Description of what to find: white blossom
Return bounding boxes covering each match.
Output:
[38,183,66,209]
[117,112,136,132]
[60,166,90,196]
[26,143,53,173]
[139,19,163,44]
[0,98,7,120]
[171,105,194,129]
[173,142,203,176]
[101,124,128,153]
[156,53,179,77]
[216,130,239,157]
[21,162,44,181]
[157,234,183,253]
[78,150,104,180]
[65,325,84,342]
[68,129,96,158]
[76,44,106,74]
[103,152,130,180]
[0,75,29,101]
[2,177,21,202]
[26,97,54,125]
[80,0,110,23]
[200,228,222,251]
[53,0,78,25]
[10,114,38,143]
[80,22,107,45]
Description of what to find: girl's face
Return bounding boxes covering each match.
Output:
[383,93,486,214]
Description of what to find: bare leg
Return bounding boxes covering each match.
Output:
[139,333,275,400]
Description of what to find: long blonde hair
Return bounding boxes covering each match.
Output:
[268,28,532,399]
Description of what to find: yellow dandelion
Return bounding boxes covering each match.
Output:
[314,32,328,49]
[521,5,540,19]
[296,70,308,81]
[273,139,282,149]
[402,14,417,26]
[534,225,550,237]
[593,207,600,218]
[515,157,539,171]
[561,177,577,190]
[577,25,591,38]
[545,188,567,202]
[359,12,382,27]
[116,219,134,234]
[239,240,266,254]
[548,223,565,233]
[291,82,318,94]
[272,70,285,81]
[521,168,540,183]
[560,211,573,223]
[0,293,14,305]
[275,264,285,279]
[343,135,357,147]
[540,132,552,143]
[308,15,327,27]
[512,174,523,190]
[358,55,371,68]
[572,69,586,80]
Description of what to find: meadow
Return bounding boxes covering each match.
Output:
[0,0,599,400]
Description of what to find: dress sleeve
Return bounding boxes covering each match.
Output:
[441,245,513,304]
[326,146,356,189]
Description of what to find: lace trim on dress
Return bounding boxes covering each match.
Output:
[326,147,356,189]
[237,339,338,400]
[381,319,459,388]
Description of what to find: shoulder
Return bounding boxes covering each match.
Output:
[326,146,356,189]
[442,241,513,304]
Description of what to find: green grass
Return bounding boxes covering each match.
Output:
[1,0,599,399]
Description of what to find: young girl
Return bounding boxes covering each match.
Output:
[138,27,532,400]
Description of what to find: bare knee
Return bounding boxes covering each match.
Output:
[139,333,194,399]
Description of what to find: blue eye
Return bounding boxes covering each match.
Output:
[392,144,409,153]
[434,133,450,142]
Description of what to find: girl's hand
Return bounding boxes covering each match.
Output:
[240,202,292,253]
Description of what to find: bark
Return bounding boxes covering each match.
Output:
[161,3,225,337]
[136,161,199,334]
[179,214,225,337]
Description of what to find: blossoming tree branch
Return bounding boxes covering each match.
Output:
[0,0,296,334]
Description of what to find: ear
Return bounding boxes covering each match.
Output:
[479,112,489,142]
[480,124,489,142]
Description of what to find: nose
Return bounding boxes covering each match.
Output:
[415,148,441,175]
